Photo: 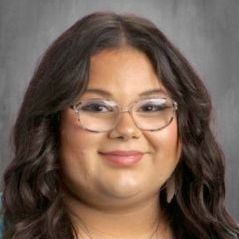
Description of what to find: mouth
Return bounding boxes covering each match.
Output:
[98,150,144,167]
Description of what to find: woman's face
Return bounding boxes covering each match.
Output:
[60,46,181,208]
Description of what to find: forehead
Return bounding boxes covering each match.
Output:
[86,46,168,101]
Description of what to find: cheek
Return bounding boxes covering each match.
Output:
[59,110,102,187]
[145,119,181,180]
[60,109,101,154]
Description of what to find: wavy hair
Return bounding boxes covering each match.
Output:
[2,12,239,239]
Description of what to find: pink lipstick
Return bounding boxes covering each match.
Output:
[99,150,144,166]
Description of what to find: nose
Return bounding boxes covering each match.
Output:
[108,111,141,140]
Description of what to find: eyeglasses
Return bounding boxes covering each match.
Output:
[70,97,178,133]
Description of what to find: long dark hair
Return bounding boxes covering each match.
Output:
[2,12,239,239]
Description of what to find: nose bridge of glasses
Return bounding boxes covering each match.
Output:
[118,102,135,114]
[114,104,138,128]
[120,106,131,114]
[117,104,136,122]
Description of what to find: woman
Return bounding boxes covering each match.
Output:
[1,12,238,239]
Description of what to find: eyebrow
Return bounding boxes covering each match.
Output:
[139,88,168,97]
[84,88,168,97]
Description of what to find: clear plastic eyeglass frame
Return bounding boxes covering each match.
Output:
[70,97,178,133]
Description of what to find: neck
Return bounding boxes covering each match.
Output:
[63,192,172,239]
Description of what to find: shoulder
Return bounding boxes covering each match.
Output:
[0,192,3,239]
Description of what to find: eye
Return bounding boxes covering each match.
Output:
[137,99,169,112]
[140,103,166,112]
[80,101,114,113]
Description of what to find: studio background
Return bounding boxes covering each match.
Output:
[0,0,238,220]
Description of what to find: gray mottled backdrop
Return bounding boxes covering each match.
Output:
[0,0,238,219]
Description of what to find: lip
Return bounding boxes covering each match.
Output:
[99,150,144,166]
